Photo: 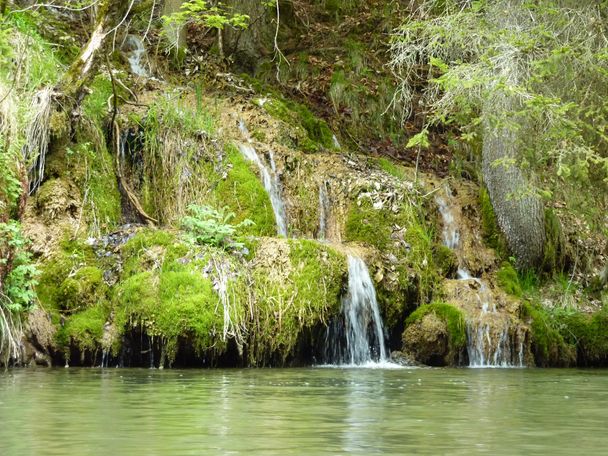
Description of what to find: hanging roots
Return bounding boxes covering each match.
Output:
[0,294,24,367]
[23,87,53,195]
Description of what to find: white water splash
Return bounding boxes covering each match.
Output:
[238,120,288,236]
[325,256,389,366]
[124,35,149,77]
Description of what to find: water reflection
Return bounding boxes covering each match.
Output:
[0,368,607,455]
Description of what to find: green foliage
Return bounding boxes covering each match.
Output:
[390,0,608,212]
[405,301,466,353]
[181,204,253,249]
[497,262,522,297]
[0,222,39,312]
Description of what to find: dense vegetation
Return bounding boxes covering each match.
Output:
[0,0,606,368]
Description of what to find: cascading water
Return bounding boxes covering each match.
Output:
[325,256,388,366]
[124,35,150,77]
[237,120,288,236]
[436,189,524,367]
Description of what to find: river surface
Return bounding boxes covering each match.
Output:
[1,367,607,455]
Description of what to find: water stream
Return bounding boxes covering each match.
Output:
[436,190,524,367]
[124,35,150,77]
[237,120,288,236]
[325,256,388,366]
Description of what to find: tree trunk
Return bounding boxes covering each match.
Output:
[223,0,274,72]
[482,100,546,269]
[57,0,130,114]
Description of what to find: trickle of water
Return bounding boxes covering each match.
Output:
[124,35,149,77]
[237,120,288,236]
[436,188,524,368]
[325,256,388,365]
[332,134,341,149]
[318,181,330,241]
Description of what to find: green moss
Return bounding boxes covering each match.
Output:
[58,266,107,312]
[36,240,97,310]
[479,186,507,256]
[543,209,565,273]
[521,302,574,367]
[214,144,276,236]
[405,302,467,353]
[82,76,113,122]
[376,157,408,180]
[497,262,522,297]
[262,98,334,152]
[345,197,439,326]
[555,309,608,366]
[59,304,109,354]
[250,240,347,364]
[121,229,178,277]
[433,244,458,278]
[345,199,392,250]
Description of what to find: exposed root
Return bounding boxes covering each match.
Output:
[112,121,158,225]
[0,294,24,367]
[23,87,53,195]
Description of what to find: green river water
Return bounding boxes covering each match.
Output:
[1,367,607,455]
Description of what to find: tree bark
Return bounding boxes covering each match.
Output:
[482,100,546,269]
[57,0,131,115]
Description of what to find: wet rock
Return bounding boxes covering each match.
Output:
[402,313,451,367]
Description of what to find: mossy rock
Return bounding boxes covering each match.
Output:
[262,98,334,152]
[58,304,109,355]
[58,266,107,312]
[433,245,458,278]
[555,309,608,366]
[403,302,466,366]
[249,239,347,364]
[215,144,277,236]
[521,302,576,367]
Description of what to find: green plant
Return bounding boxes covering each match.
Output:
[405,301,466,353]
[181,205,253,250]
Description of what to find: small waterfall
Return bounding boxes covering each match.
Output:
[332,134,341,149]
[325,256,388,366]
[124,35,150,77]
[436,189,524,367]
[237,120,288,236]
[318,181,330,241]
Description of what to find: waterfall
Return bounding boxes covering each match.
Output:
[237,120,288,236]
[436,189,524,367]
[325,256,388,366]
[124,35,150,77]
